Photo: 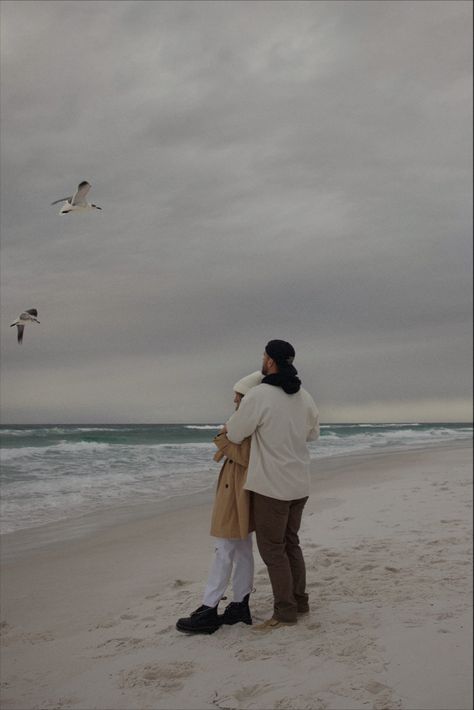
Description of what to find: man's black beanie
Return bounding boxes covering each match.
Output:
[265,340,296,367]
[263,339,300,392]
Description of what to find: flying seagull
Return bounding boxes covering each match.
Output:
[51,181,102,214]
[10,309,40,344]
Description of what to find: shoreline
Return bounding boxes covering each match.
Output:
[1,442,472,709]
[1,439,470,561]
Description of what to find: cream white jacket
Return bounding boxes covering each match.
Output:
[225,383,320,500]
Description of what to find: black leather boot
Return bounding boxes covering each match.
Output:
[176,604,222,634]
[219,593,252,626]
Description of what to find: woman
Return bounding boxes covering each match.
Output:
[176,371,262,634]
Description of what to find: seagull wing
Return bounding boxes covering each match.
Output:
[17,324,25,344]
[71,181,91,206]
[51,196,73,206]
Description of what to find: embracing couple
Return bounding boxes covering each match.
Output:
[176,339,320,634]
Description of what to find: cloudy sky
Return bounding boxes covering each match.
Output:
[0,0,472,424]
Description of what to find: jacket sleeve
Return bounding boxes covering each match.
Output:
[306,403,320,441]
[225,390,262,444]
[213,433,251,467]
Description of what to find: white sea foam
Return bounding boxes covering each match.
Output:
[74,427,127,432]
[1,423,471,535]
[0,441,110,461]
[185,425,222,430]
[309,425,472,459]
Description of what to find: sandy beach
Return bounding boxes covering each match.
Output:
[1,442,472,710]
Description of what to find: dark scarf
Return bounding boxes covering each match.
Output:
[262,369,301,394]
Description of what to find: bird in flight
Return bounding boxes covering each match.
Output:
[10,309,40,344]
[51,181,102,214]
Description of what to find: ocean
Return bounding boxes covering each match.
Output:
[0,422,472,535]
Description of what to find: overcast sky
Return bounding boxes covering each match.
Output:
[0,0,472,424]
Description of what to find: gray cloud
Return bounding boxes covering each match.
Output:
[0,0,472,423]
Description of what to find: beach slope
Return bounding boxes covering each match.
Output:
[1,443,472,710]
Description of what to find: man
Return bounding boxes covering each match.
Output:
[223,340,320,629]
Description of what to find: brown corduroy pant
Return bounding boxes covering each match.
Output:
[252,492,309,623]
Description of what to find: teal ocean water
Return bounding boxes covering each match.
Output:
[1,422,471,534]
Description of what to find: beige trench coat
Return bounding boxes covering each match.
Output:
[209,433,254,540]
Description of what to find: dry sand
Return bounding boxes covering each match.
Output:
[1,442,472,710]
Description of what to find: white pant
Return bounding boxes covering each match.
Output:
[202,534,254,608]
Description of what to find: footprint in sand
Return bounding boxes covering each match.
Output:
[403,619,422,628]
[274,695,328,710]
[93,619,119,630]
[145,592,161,600]
[319,558,333,568]
[157,625,174,634]
[235,647,278,661]
[119,661,195,691]
[20,630,55,644]
[214,682,278,708]
[333,631,379,661]
[365,680,392,695]
[38,695,79,709]
[120,613,138,620]
[97,636,144,651]
[435,612,454,621]
[177,590,193,600]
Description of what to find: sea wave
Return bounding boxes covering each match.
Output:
[309,424,472,458]
[0,439,216,462]
[0,441,111,461]
[74,427,130,432]
[185,425,222,430]
[1,422,471,535]
[321,423,422,429]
